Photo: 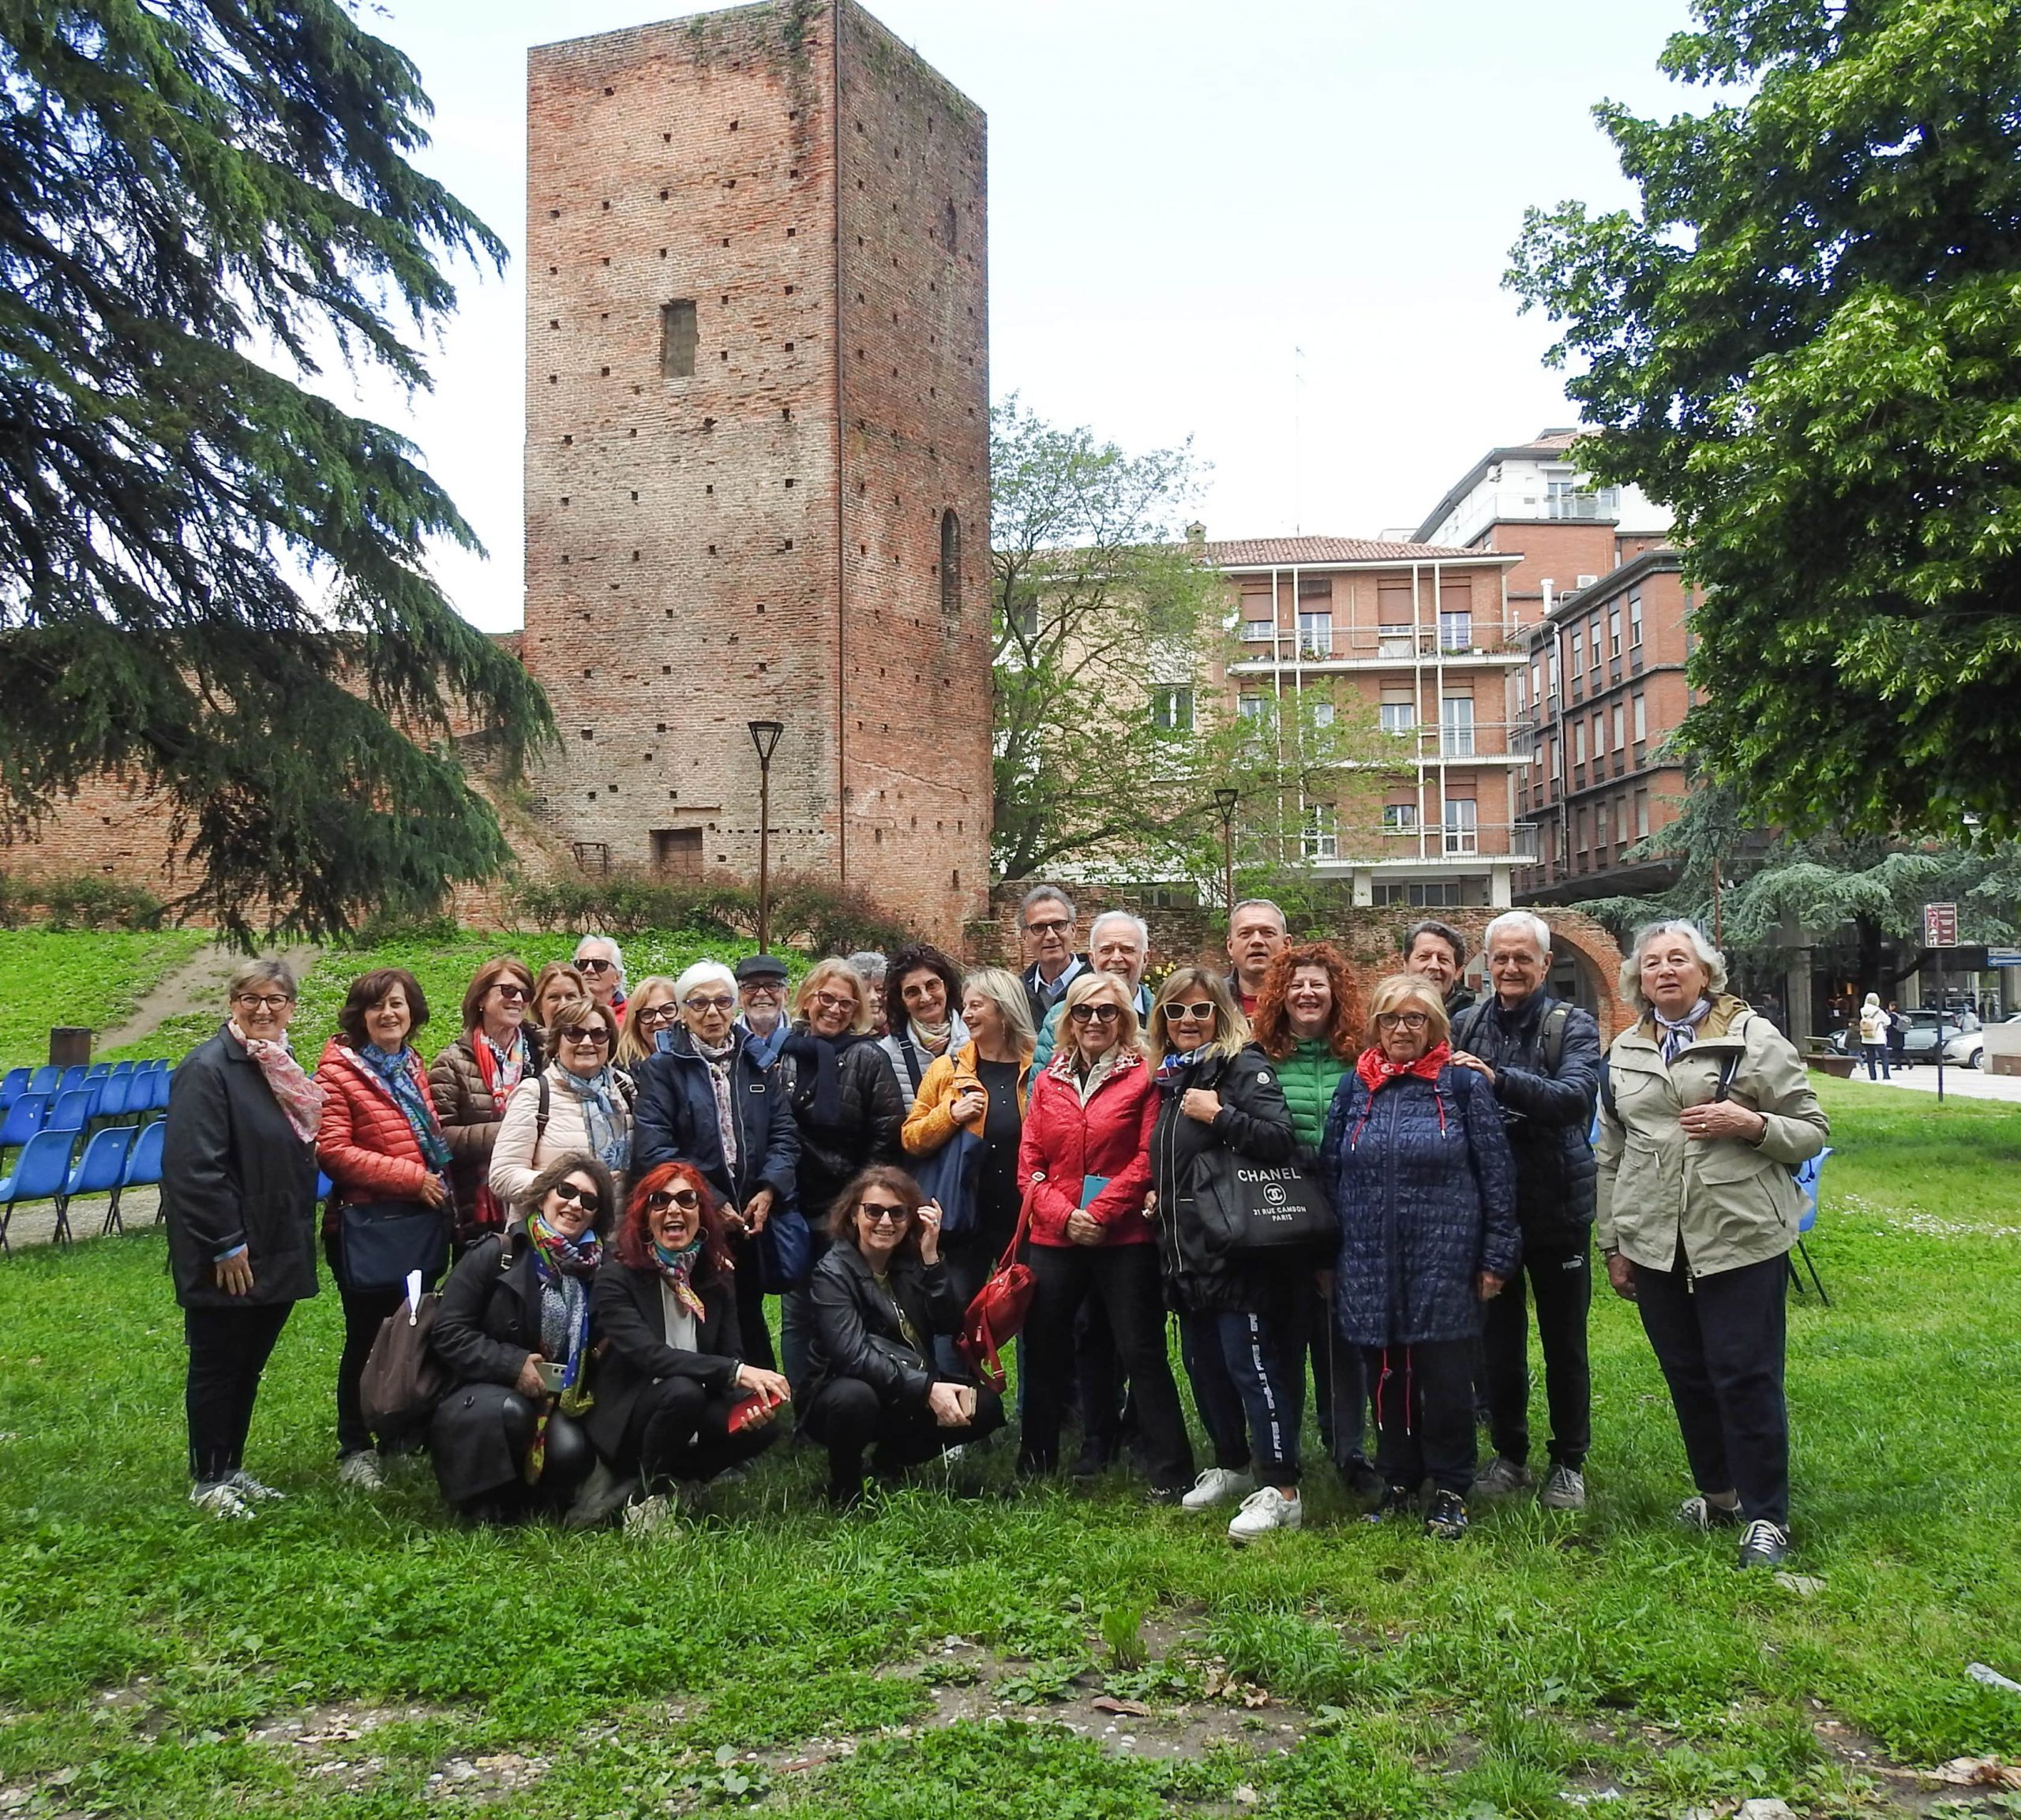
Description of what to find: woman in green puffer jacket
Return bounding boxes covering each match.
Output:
[1250,942,1375,1493]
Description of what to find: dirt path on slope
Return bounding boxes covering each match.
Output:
[96,942,321,1051]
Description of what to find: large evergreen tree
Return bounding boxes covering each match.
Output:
[0,0,553,938]
[1507,0,2021,844]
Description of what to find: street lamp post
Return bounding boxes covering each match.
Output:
[748,719,784,953]
[1213,787,1239,916]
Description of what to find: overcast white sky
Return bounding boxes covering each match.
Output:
[351,0,1701,631]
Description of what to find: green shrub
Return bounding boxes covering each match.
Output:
[512,869,912,955]
[0,871,167,931]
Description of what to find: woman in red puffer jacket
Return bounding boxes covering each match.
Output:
[315,967,455,1492]
[1014,972,1194,1500]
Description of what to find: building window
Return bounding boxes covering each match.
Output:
[1438,610,1472,653]
[1611,702,1625,753]
[1149,685,1194,732]
[1382,802,1418,831]
[1311,699,1336,728]
[1530,659,1543,705]
[651,828,703,876]
[1569,629,1584,675]
[1378,624,1414,657]
[1297,575,1333,601]
[1374,879,1467,908]
[939,509,962,616]
[1303,804,1338,860]
[1636,788,1651,839]
[1632,692,1647,743]
[1608,608,1622,658]
[1442,796,1478,856]
[1595,800,1611,859]
[1298,610,1333,657]
[1548,736,1561,780]
[1592,713,1605,758]
[1380,701,1415,736]
[1573,721,1587,765]
[1588,621,1603,672]
[1440,695,1475,758]
[1241,617,1275,644]
[659,300,699,378]
[1238,692,1267,720]
[1629,594,1644,646]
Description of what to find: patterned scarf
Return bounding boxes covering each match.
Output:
[1351,1040,1455,1141]
[1153,1047,1204,1092]
[691,1032,740,1169]
[553,1064,630,1172]
[523,1209,602,1484]
[651,1235,709,1321]
[354,1043,453,1173]
[228,1020,324,1144]
[1655,996,1714,1065]
[473,1028,531,1117]
[909,1017,954,1057]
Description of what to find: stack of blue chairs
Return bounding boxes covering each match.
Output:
[0,1054,178,1253]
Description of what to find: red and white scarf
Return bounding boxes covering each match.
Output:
[1350,1039,1454,1142]
[228,1020,325,1144]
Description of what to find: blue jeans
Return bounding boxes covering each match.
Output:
[1178,1305,1307,1484]
[1862,1043,1891,1080]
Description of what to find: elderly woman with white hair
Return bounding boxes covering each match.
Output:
[631,960,801,1374]
[1596,919,1828,1570]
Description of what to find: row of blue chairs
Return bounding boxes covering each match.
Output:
[0,1122,165,1253]
[0,1063,171,1164]
[1,1058,172,1120]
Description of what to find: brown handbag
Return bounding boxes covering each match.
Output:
[359,1283,450,1434]
[955,1182,1039,1391]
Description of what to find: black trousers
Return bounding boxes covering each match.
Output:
[1306,1283,1370,1467]
[1632,1248,1790,1528]
[1364,1339,1476,1499]
[729,1233,776,1375]
[1482,1237,1593,1471]
[802,1376,1005,1492]
[184,1301,294,1483]
[1018,1242,1193,1491]
[613,1376,780,1488]
[336,1285,403,1457]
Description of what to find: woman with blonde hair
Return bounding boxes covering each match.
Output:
[614,975,681,1070]
[528,962,589,1048]
[1015,970,1194,1500]
[1320,974,1518,1540]
[1145,967,1304,1538]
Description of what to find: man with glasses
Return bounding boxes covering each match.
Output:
[1018,885,1088,1029]
[1445,910,1601,1511]
[573,936,628,1018]
[1033,911,1152,1069]
[632,960,801,1374]
[733,953,792,1069]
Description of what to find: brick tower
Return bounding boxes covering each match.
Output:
[523,0,990,942]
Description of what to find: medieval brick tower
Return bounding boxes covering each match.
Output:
[523,0,991,942]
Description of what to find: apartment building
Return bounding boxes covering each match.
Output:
[1203,535,1530,910]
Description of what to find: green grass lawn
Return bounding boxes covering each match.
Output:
[0,930,207,1071]
[0,1077,2016,1816]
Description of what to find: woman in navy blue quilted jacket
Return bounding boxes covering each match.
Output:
[1321,973,1520,1540]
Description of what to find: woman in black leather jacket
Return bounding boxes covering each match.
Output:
[1146,968,1303,1541]
[799,1165,1003,1506]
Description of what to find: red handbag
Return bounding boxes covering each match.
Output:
[956,1182,1039,1391]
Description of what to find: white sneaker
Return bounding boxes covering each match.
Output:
[336,1451,387,1492]
[228,1470,285,1503]
[1227,1485,1302,1541]
[1180,1466,1255,1511]
[622,1492,673,1538]
[189,1480,253,1520]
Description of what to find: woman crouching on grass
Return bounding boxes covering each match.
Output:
[428,1154,615,1525]
[799,1165,1003,1508]
[587,1163,793,1533]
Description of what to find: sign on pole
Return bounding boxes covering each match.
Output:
[1925,902,1959,947]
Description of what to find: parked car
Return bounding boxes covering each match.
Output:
[1828,1009,1945,1065]
[1944,1013,2021,1070]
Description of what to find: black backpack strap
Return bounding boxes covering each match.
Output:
[1450,1001,1486,1054]
[536,1074,550,1144]
[1542,1002,1571,1075]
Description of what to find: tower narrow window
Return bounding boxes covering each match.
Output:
[939,508,961,616]
[660,300,698,378]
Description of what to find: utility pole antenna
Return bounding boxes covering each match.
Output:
[1292,344,1306,534]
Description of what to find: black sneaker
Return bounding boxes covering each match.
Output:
[1340,1455,1386,1502]
[1361,1484,1415,1523]
[1144,1481,1190,1507]
[1736,1519,1791,1568]
[1423,1489,1469,1541]
[1676,1493,1742,1531]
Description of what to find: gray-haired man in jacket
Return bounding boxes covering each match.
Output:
[1447,910,1603,1511]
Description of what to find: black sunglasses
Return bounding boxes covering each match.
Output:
[553,1182,602,1214]
[647,1188,703,1211]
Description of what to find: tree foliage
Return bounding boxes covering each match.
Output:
[0,0,554,939]
[989,398,1389,896]
[1507,0,2021,844]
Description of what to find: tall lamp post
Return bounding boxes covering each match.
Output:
[1213,787,1239,916]
[748,719,784,953]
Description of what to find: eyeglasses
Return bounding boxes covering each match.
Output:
[564,1028,613,1047]
[576,957,615,974]
[647,1188,703,1211]
[232,994,292,1012]
[553,1182,602,1213]
[1025,916,1071,936]
[859,1202,911,1225]
[491,984,529,1002]
[636,1004,678,1025]
[1069,1003,1122,1024]
[812,990,857,1013]
[1165,1003,1217,1023]
[684,994,735,1013]
[742,981,783,997]
[1375,1011,1431,1032]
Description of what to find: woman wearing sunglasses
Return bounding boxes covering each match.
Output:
[1146,968,1306,1540]
[429,957,542,1254]
[1319,975,1518,1541]
[490,997,637,1214]
[800,1166,1004,1507]
[1014,971,1194,1501]
[587,1163,793,1530]
[428,1154,616,1522]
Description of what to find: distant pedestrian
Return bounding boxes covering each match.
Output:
[1858,993,1892,1080]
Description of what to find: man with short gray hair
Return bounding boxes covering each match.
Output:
[1018,884,1087,1028]
[1032,909,1152,1069]
[1447,909,1602,1511]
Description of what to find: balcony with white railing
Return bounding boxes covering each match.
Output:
[1228,625,1530,675]
[1337,821,1542,865]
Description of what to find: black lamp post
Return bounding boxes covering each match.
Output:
[1213,787,1239,915]
[748,719,784,952]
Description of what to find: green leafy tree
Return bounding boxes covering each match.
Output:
[989,398,1389,896]
[0,0,553,940]
[1507,0,2021,844]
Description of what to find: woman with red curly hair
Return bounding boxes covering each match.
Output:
[1250,942,1381,1500]
[587,1163,793,1528]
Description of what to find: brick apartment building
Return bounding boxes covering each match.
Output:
[521,0,992,941]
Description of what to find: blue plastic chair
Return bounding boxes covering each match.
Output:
[2,1092,47,1157]
[143,1064,173,1116]
[28,1065,58,1097]
[1,1067,28,1111]
[96,1073,132,1120]
[62,1127,137,1238]
[55,1065,86,1097]
[127,1115,167,1205]
[43,1089,93,1138]
[1790,1146,1832,1305]
[83,1062,109,1081]
[0,1132,81,1256]
[107,1060,135,1081]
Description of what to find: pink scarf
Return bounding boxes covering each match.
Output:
[228,1020,325,1143]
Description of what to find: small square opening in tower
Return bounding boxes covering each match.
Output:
[660,300,699,379]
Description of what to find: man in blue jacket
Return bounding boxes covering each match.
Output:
[1446,911,1602,1511]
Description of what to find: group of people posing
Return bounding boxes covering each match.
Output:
[160,892,1827,1566]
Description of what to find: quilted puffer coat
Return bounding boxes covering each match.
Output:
[1015,1048,1158,1249]
[315,1039,448,1240]
[1319,1062,1520,1346]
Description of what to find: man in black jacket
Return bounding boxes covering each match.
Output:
[1447,910,1602,1511]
